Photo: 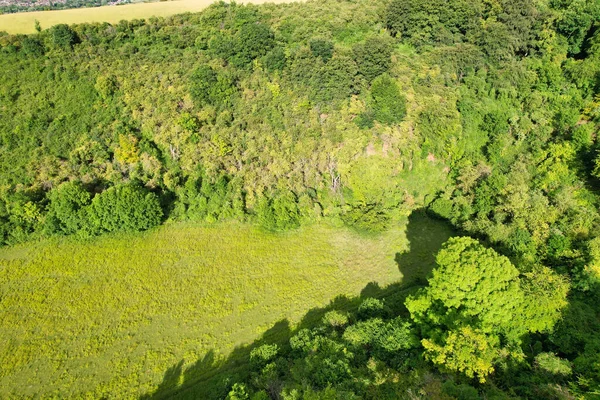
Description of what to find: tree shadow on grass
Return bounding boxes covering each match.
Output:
[140,282,418,399]
[394,209,457,286]
[141,210,456,399]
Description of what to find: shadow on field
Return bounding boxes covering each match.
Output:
[140,210,455,400]
[394,210,456,285]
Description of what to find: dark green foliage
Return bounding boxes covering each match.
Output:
[88,184,162,234]
[262,46,286,71]
[342,202,389,232]
[442,381,480,400]
[190,66,237,108]
[20,37,45,56]
[45,181,91,235]
[369,74,406,125]
[386,0,480,45]
[231,23,275,67]
[352,36,392,82]
[311,53,360,102]
[50,24,78,49]
[309,38,334,62]
[357,297,388,320]
[551,0,600,55]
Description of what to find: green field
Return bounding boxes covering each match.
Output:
[0,0,296,34]
[0,214,454,398]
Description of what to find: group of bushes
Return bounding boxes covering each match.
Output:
[0,182,163,245]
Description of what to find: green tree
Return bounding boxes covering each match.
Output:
[232,23,275,67]
[310,38,334,62]
[45,181,91,235]
[352,36,392,82]
[88,184,163,234]
[369,74,406,125]
[406,237,568,381]
[49,24,78,50]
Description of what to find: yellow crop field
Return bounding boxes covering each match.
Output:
[0,0,296,34]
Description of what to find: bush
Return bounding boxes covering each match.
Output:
[256,191,300,231]
[311,53,360,103]
[262,46,287,71]
[358,297,388,320]
[250,344,279,366]
[342,202,390,232]
[45,181,91,235]
[190,66,237,108]
[88,184,163,234]
[322,310,349,329]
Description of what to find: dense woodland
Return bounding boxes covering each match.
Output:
[1,0,600,397]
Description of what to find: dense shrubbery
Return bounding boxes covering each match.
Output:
[1,0,600,396]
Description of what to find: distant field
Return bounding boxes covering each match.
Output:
[0,217,454,398]
[0,0,296,34]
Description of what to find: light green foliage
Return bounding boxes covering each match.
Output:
[227,383,250,400]
[535,353,572,376]
[250,344,279,366]
[0,0,599,396]
[407,237,568,381]
[322,310,349,329]
[407,237,523,335]
[422,326,499,382]
[0,222,409,398]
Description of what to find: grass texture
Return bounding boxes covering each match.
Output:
[0,216,457,398]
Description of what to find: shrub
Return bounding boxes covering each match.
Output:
[232,23,275,67]
[263,46,287,71]
[190,66,237,108]
[45,181,91,235]
[358,297,388,320]
[21,37,45,56]
[311,53,360,103]
[88,184,163,234]
[322,311,349,329]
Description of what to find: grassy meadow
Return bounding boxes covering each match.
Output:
[0,215,455,398]
[0,0,296,34]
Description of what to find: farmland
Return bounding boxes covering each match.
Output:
[0,0,296,34]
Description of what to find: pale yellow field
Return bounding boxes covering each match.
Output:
[0,0,297,34]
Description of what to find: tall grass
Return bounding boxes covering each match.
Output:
[0,220,418,398]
